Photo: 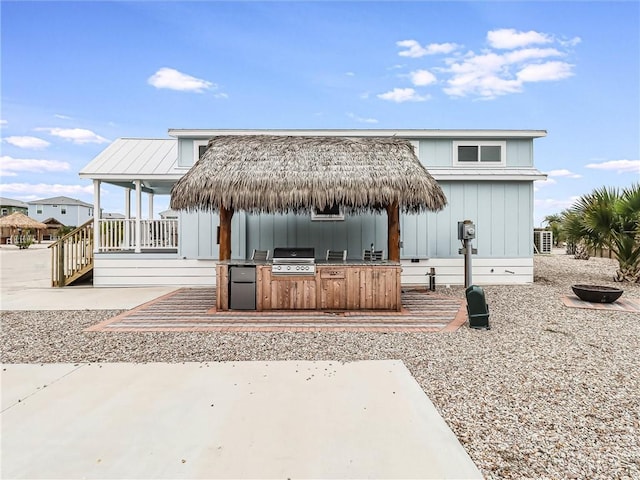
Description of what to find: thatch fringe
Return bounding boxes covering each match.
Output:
[170,135,447,214]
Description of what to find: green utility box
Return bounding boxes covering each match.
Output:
[465,285,490,329]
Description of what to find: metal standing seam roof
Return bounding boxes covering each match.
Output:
[79,138,180,180]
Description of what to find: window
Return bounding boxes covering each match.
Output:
[88,208,93,216]
[311,203,345,221]
[37,207,43,214]
[193,140,210,164]
[453,141,505,165]
[1,208,7,216]
[61,207,67,215]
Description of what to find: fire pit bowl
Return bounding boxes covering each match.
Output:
[571,284,624,303]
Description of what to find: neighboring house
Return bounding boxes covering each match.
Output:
[42,218,65,241]
[79,129,546,287]
[28,196,94,227]
[0,197,28,217]
[159,209,178,220]
[103,212,125,219]
[0,197,30,243]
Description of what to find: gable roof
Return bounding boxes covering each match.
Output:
[170,135,447,214]
[0,197,28,209]
[28,196,93,207]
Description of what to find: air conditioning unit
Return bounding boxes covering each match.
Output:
[533,230,553,254]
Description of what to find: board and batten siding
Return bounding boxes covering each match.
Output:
[417,138,533,167]
[177,181,532,262]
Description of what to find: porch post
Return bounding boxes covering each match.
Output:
[387,200,400,262]
[135,180,142,253]
[123,188,131,249]
[124,188,131,218]
[219,205,234,261]
[93,180,101,253]
[148,192,154,219]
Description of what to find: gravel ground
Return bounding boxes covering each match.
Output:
[2,253,639,479]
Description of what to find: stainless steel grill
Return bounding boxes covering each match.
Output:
[271,247,316,275]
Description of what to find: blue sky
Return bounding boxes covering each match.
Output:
[1,0,639,225]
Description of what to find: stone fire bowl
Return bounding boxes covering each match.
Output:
[571,284,624,303]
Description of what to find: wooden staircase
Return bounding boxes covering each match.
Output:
[50,219,94,287]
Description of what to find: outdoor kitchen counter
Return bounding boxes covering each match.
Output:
[216,261,401,311]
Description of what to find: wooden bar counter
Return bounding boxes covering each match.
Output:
[216,261,402,312]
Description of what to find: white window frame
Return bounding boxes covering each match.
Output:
[311,205,345,221]
[453,140,506,166]
[61,207,67,215]
[36,206,43,214]
[193,140,210,165]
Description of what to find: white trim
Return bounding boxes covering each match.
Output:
[311,206,345,221]
[453,140,506,166]
[428,167,547,181]
[168,128,547,139]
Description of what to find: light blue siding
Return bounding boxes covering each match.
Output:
[418,139,452,167]
[413,138,533,167]
[245,213,386,260]
[177,138,195,168]
[506,139,533,167]
[399,181,534,259]
[179,210,246,259]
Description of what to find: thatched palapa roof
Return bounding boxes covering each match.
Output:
[0,212,47,229]
[170,135,447,214]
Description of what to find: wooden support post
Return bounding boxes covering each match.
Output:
[219,206,234,261]
[387,200,400,262]
[57,242,65,287]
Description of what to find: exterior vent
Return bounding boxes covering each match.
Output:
[533,230,553,254]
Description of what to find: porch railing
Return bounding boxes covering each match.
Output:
[50,219,94,287]
[99,219,178,252]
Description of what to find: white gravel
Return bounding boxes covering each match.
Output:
[2,252,639,479]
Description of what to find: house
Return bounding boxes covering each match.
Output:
[0,197,28,217]
[1,197,29,243]
[77,129,547,288]
[28,196,94,227]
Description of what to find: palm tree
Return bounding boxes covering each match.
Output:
[562,184,640,282]
[542,213,564,247]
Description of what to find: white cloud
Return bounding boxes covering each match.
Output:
[346,112,378,124]
[533,177,557,191]
[409,69,437,86]
[36,127,109,144]
[0,119,7,127]
[148,67,214,93]
[585,159,640,174]
[377,88,430,102]
[504,48,563,64]
[54,114,72,120]
[517,61,574,82]
[487,28,553,49]
[534,196,579,210]
[397,40,459,58]
[345,72,355,76]
[213,92,229,99]
[546,169,582,179]
[4,136,51,149]
[0,156,71,176]
[0,183,94,196]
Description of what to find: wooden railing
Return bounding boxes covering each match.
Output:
[50,219,94,287]
[98,219,178,252]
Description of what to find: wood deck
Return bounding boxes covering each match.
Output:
[87,288,468,333]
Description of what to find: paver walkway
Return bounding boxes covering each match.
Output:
[88,288,467,333]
